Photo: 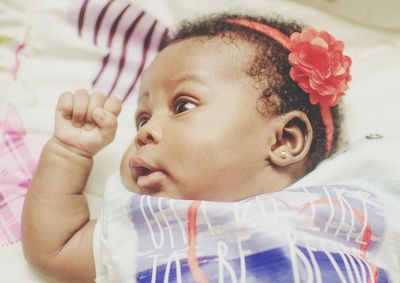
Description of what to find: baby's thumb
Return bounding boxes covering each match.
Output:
[93,107,118,133]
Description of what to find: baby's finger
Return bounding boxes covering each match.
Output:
[72,89,90,127]
[104,96,122,117]
[86,91,106,125]
[56,92,74,119]
[92,108,118,141]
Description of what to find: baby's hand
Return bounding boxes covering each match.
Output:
[54,89,122,158]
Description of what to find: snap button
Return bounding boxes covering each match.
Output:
[365,133,383,139]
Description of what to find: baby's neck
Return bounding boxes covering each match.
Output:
[233,162,307,201]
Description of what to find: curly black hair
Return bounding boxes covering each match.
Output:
[161,14,344,172]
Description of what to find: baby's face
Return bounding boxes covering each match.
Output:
[120,37,278,201]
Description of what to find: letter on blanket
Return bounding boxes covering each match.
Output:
[164,251,182,283]
[170,199,188,245]
[237,236,251,283]
[287,232,314,283]
[141,196,164,249]
[218,240,238,283]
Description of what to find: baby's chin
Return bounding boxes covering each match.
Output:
[120,173,170,197]
[120,172,243,201]
[120,179,194,200]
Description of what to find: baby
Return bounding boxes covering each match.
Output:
[21,14,351,282]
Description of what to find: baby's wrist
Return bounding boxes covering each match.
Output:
[48,136,94,161]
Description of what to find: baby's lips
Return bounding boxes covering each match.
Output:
[133,166,151,181]
[128,156,159,181]
[136,171,166,190]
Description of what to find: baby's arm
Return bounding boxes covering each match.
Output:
[21,90,121,283]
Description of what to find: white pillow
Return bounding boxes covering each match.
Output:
[292,135,400,199]
[292,0,400,31]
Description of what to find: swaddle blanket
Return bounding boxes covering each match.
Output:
[94,172,398,283]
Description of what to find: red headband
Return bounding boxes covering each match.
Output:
[226,18,352,156]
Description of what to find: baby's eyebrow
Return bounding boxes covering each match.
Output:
[137,92,149,104]
[136,73,208,106]
[169,73,206,86]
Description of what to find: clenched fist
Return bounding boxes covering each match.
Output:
[54,89,121,158]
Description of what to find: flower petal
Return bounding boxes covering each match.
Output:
[288,28,351,107]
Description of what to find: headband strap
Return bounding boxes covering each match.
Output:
[226,18,352,156]
[227,18,291,49]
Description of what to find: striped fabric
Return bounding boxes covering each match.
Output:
[69,0,170,105]
[0,105,43,246]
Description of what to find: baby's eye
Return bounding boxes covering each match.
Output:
[136,115,150,129]
[174,99,197,114]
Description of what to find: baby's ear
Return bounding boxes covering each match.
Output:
[269,111,313,167]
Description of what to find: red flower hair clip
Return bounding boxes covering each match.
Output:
[226,18,352,156]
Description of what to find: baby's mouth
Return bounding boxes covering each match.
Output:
[129,159,166,190]
[135,166,153,178]
[135,168,166,190]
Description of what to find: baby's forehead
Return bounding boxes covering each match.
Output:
[140,35,257,89]
[175,35,257,64]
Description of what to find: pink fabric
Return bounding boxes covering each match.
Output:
[11,43,25,81]
[0,105,44,246]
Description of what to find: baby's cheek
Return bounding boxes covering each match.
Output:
[119,150,136,192]
[120,165,138,192]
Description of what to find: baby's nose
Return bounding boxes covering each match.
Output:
[135,121,162,147]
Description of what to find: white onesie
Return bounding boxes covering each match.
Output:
[93,172,138,283]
